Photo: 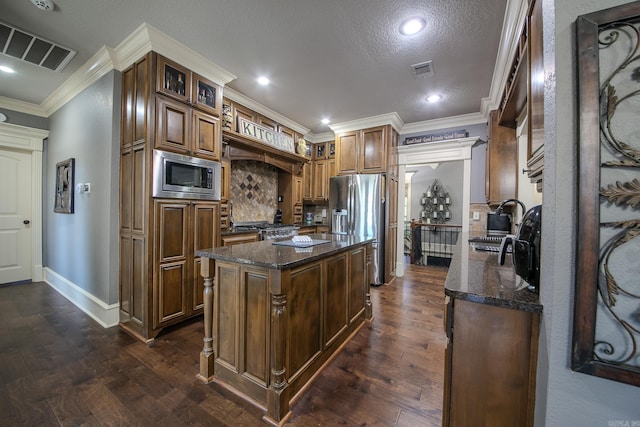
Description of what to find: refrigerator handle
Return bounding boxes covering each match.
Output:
[348,182,355,235]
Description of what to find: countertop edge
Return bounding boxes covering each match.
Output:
[444,232,543,313]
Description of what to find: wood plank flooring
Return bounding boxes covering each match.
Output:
[0,264,447,426]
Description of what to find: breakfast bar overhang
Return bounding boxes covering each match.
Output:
[196,234,374,425]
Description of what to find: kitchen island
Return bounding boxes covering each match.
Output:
[196,234,374,425]
[443,233,542,426]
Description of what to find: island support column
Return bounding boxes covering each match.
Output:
[197,258,215,383]
[265,269,291,425]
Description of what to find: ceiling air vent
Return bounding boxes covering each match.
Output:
[0,21,76,72]
[411,60,434,78]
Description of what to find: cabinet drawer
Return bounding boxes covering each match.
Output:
[220,216,229,230]
[220,203,229,215]
[294,205,303,214]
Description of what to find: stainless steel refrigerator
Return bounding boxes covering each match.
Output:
[329,174,385,286]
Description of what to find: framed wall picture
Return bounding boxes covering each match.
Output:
[573,1,640,387]
[54,158,74,214]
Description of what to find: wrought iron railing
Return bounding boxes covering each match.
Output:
[407,221,461,267]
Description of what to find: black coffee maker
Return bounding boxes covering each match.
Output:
[498,204,542,292]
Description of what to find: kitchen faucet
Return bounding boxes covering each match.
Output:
[495,198,527,217]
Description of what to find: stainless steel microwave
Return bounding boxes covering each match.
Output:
[152,149,221,200]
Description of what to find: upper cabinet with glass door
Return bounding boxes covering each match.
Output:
[156,54,222,117]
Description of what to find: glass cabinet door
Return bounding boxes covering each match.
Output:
[156,55,191,103]
[192,73,222,117]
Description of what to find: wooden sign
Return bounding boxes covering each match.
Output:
[238,117,294,153]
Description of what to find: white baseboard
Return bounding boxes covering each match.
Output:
[43,267,119,328]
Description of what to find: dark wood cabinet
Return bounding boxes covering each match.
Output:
[156,55,191,104]
[153,200,220,330]
[443,297,539,427]
[486,110,517,207]
[191,109,221,160]
[527,0,544,187]
[312,159,328,201]
[192,72,222,117]
[119,52,223,342]
[278,170,303,225]
[155,94,220,161]
[302,162,312,201]
[336,125,388,175]
[221,232,259,246]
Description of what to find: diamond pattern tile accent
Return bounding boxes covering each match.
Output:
[230,160,278,222]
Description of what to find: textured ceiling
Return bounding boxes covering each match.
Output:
[0,0,507,134]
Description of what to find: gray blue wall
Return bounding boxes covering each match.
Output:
[409,161,464,225]
[0,108,48,130]
[401,121,488,203]
[44,71,121,305]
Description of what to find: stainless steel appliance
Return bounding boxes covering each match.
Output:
[152,149,221,200]
[232,221,299,240]
[498,204,542,292]
[329,174,385,286]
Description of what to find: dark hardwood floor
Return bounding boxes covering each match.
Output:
[0,264,447,426]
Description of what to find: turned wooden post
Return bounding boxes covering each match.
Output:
[198,258,215,383]
[265,292,289,423]
[365,244,373,320]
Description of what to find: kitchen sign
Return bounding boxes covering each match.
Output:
[238,117,294,153]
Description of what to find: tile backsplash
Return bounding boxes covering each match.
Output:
[230,160,278,223]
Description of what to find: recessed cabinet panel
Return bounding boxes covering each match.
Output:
[156,96,190,153]
[336,132,358,175]
[325,253,349,346]
[192,110,220,161]
[289,262,323,377]
[132,146,146,233]
[135,55,150,144]
[157,202,188,262]
[217,263,240,368]
[156,261,187,326]
[360,126,386,173]
[243,269,269,384]
[122,67,135,147]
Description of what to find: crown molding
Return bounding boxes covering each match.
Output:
[41,46,116,116]
[0,96,47,117]
[143,24,236,87]
[223,87,310,135]
[304,131,335,144]
[112,22,154,71]
[482,0,529,119]
[400,112,486,135]
[329,112,404,135]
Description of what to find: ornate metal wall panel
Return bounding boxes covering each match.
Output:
[574,1,640,387]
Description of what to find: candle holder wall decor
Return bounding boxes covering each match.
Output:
[419,179,451,224]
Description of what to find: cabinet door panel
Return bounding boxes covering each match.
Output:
[156,201,188,262]
[361,126,386,173]
[325,253,349,346]
[293,176,303,206]
[193,202,219,311]
[289,262,323,377]
[312,160,327,201]
[192,110,220,160]
[156,96,190,153]
[156,261,188,326]
[243,268,269,384]
[336,132,358,175]
[156,55,191,103]
[302,163,312,200]
[220,158,231,201]
[192,72,222,117]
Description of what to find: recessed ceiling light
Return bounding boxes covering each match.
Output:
[0,65,15,73]
[257,76,270,86]
[427,94,442,103]
[400,18,426,35]
[321,118,330,125]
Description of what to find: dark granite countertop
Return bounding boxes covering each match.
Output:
[445,233,542,312]
[197,234,374,270]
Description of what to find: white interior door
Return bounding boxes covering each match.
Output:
[0,149,32,284]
